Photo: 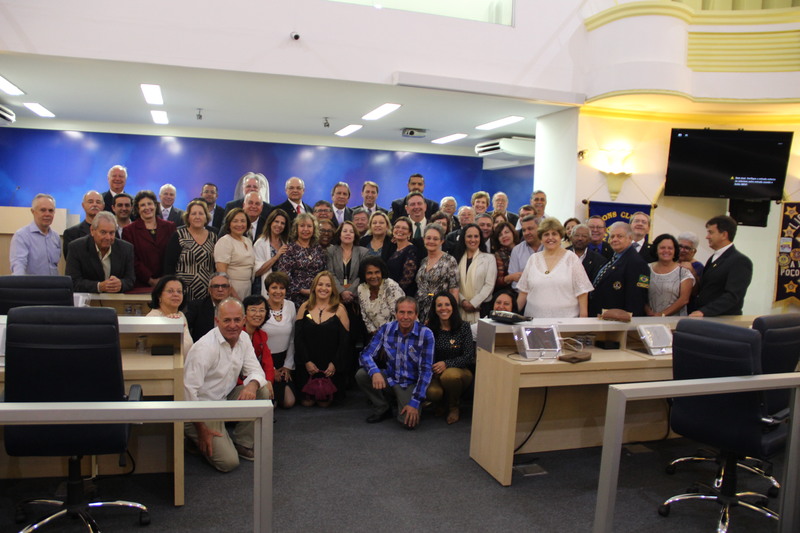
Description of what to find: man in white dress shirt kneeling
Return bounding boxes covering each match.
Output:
[184,297,273,472]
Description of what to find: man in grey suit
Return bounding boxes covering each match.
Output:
[157,184,185,227]
[65,211,135,293]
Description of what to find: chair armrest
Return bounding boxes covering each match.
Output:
[126,384,143,402]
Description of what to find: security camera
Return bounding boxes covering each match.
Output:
[290,32,300,41]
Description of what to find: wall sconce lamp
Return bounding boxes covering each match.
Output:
[597,149,633,201]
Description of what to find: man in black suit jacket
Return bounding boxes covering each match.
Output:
[630,211,655,263]
[102,164,129,212]
[273,176,313,224]
[63,190,104,259]
[359,181,388,218]
[184,273,233,342]
[690,215,753,317]
[567,224,608,283]
[587,215,614,260]
[490,191,519,227]
[219,192,268,241]
[390,173,439,221]
[65,212,135,293]
[223,172,271,221]
[201,183,226,231]
[330,181,354,227]
[588,222,650,317]
[157,184,185,227]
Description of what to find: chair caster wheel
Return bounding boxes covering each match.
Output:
[140,511,151,526]
[768,486,779,498]
[665,464,676,475]
[658,504,670,517]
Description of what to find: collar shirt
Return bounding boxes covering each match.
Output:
[9,221,61,275]
[184,328,267,401]
[96,243,112,280]
[289,200,304,214]
[359,320,434,410]
[633,238,646,253]
[711,242,734,263]
[508,241,536,289]
[362,204,375,216]
[335,208,345,224]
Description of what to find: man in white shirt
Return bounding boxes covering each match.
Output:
[184,298,272,472]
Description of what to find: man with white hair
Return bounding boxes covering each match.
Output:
[274,176,312,223]
[63,190,104,259]
[102,164,129,212]
[491,191,518,226]
[65,211,135,293]
[223,172,271,218]
[9,194,61,275]
[157,183,184,226]
[677,231,704,280]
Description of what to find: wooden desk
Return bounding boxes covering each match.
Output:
[0,316,186,506]
[85,292,152,315]
[469,316,754,486]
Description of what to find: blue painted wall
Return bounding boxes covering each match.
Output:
[0,128,533,215]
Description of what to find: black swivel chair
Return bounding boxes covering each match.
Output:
[4,306,149,531]
[658,319,781,531]
[0,275,73,314]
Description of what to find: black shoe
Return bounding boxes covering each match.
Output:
[366,410,392,423]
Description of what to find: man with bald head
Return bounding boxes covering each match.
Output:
[64,190,104,259]
[588,221,649,318]
[102,165,129,212]
[274,176,312,223]
[10,194,61,275]
[157,183,185,227]
[184,297,272,471]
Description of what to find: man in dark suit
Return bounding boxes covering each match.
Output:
[102,164,128,212]
[567,224,608,282]
[273,176,313,224]
[587,215,614,260]
[157,184,185,227]
[111,193,134,238]
[65,212,135,293]
[359,181,388,218]
[220,192,267,242]
[63,190,104,259]
[689,215,753,317]
[184,273,233,342]
[490,191,518,227]
[331,181,354,227]
[629,211,654,263]
[201,182,226,231]
[223,172,270,219]
[390,173,439,221]
[588,222,650,317]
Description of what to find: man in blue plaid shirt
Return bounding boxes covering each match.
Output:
[356,296,434,429]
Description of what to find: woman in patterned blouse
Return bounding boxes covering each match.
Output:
[425,291,475,424]
[492,221,519,292]
[276,213,326,309]
[357,256,405,338]
[415,223,459,322]
[163,199,217,302]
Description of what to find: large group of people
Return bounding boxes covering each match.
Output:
[8,166,755,470]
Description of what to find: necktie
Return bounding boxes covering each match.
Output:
[337,210,344,224]
[593,253,620,286]
[296,204,301,215]
[162,208,169,219]
[414,222,421,239]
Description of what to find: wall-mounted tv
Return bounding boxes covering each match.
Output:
[664,128,793,200]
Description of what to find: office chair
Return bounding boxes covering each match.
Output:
[4,306,149,531]
[658,319,781,532]
[0,274,73,314]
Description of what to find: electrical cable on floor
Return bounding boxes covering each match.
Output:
[514,387,548,453]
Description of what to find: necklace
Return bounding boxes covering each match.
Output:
[269,307,283,320]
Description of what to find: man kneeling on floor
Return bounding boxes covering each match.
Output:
[355,296,434,430]
[184,297,273,471]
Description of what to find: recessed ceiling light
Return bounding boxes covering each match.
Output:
[432,133,467,144]
[23,103,55,118]
[475,115,524,130]
[151,110,169,124]
[362,103,401,121]
[0,75,25,96]
[141,84,164,105]
[335,124,363,137]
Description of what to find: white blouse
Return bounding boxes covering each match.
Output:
[262,299,296,370]
[517,250,593,319]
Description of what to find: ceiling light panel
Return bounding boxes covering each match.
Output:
[431,133,467,144]
[475,115,524,130]
[151,110,169,124]
[0,75,25,96]
[335,124,363,137]
[141,84,164,105]
[23,103,55,118]
[362,103,401,121]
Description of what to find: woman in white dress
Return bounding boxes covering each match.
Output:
[146,275,194,352]
[454,224,497,323]
[645,234,695,316]
[517,217,593,318]
[262,271,297,409]
[214,208,255,299]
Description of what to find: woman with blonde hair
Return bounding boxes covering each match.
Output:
[276,212,326,308]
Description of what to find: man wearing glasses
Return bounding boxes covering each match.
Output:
[185,272,234,342]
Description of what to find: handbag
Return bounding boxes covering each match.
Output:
[301,374,337,402]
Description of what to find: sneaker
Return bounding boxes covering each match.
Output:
[234,444,255,461]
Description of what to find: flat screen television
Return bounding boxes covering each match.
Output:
[664,128,793,200]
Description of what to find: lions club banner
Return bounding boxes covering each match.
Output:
[776,202,800,304]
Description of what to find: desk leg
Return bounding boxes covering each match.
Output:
[470,349,520,486]
[173,422,184,506]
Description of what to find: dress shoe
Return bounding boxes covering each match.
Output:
[366,410,392,423]
[235,444,255,461]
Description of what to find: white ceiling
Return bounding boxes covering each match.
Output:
[0,53,571,150]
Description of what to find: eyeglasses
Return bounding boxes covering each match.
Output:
[210,284,230,290]
[678,245,694,251]
[247,308,267,314]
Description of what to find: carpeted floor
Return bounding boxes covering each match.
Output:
[0,390,785,532]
